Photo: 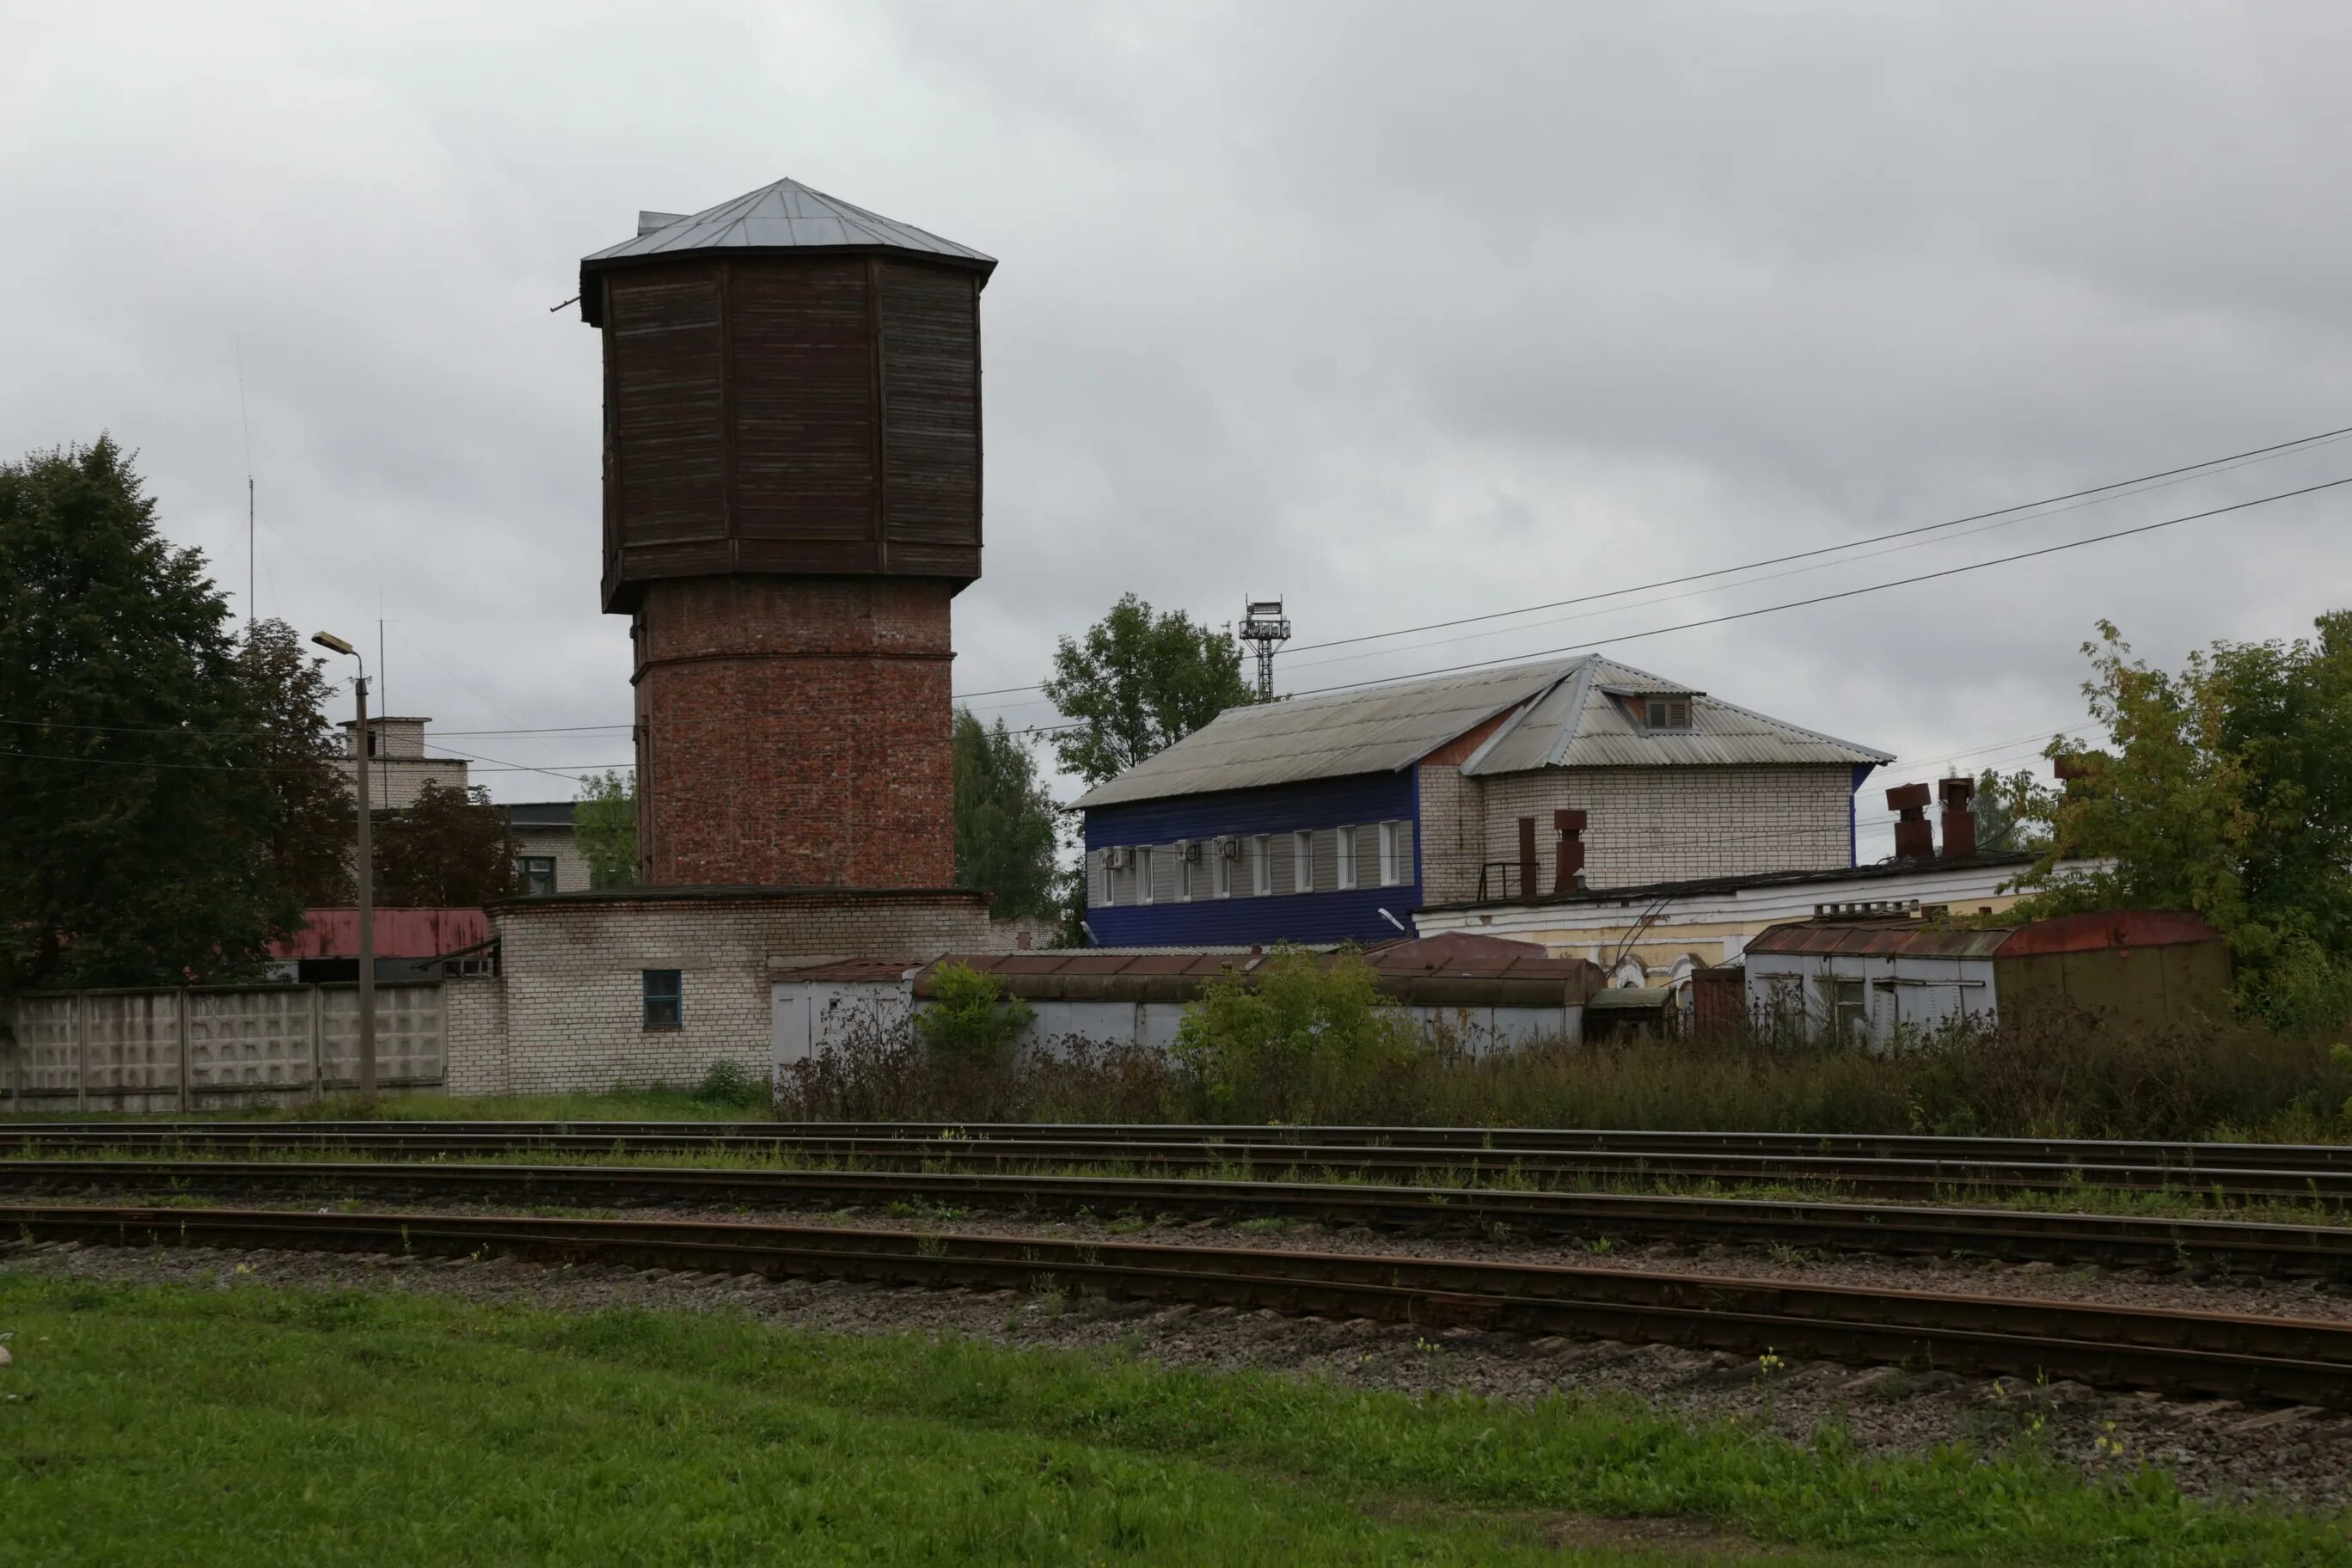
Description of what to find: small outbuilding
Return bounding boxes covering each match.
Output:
[1741,909,2228,1046]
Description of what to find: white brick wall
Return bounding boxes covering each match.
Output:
[1469,765,1855,890]
[448,891,1002,1096]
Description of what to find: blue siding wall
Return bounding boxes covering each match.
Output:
[1083,771,1419,946]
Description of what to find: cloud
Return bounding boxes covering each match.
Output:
[6,0,2349,859]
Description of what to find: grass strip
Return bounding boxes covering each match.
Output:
[3,1272,2349,1565]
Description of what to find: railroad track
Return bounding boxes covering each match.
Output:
[8,1201,2352,1408]
[8,1124,2349,1204]
[9,1156,2352,1277]
[19,1118,2352,1174]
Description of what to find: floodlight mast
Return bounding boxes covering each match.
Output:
[1237,597,1290,702]
[310,630,376,1096]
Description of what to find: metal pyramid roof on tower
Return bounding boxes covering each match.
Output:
[581,176,995,273]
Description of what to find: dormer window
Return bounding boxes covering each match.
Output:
[1644,696,1693,731]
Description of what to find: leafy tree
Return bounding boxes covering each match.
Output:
[1040,592,1254,786]
[0,438,299,989]
[243,618,357,906]
[573,768,637,889]
[1972,765,2044,854]
[952,707,1059,920]
[2008,615,2352,1031]
[373,781,521,908]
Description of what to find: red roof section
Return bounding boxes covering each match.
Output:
[1746,910,2224,961]
[270,908,488,961]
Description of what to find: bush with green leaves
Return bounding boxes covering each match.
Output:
[1172,945,1427,1122]
[913,962,1037,1074]
[691,1058,769,1109]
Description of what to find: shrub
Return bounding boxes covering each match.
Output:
[914,962,1037,1074]
[691,1058,769,1110]
[1172,945,1427,1122]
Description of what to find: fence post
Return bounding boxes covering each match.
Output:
[309,985,325,1103]
[177,988,192,1114]
[74,992,89,1113]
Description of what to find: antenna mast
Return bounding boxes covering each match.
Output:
[1237,596,1290,702]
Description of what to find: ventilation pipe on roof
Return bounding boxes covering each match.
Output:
[1887,782,1934,861]
[1516,816,1539,899]
[1553,808,1587,894]
[1938,775,1977,860]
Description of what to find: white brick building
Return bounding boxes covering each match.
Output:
[339,716,469,811]
[1078,654,1892,947]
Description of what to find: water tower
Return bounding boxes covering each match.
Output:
[579,179,995,886]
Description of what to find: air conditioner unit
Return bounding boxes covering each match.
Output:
[1177,840,1204,866]
[1103,846,1133,871]
[1217,836,1244,861]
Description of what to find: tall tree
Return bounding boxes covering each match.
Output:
[952,707,1060,921]
[0,438,297,989]
[2009,614,2352,1030]
[1972,765,2043,853]
[573,769,638,889]
[1039,592,1254,786]
[373,781,522,908]
[242,617,357,907]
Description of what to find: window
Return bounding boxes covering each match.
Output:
[642,969,683,1030]
[1173,842,1192,902]
[1095,853,1114,908]
[1644,697,1692,730]
[1213,840,1233,898]
[1293,830,1314,893]
[1377,822,1402,886]
[1832,979,1865,1044]
[1137,847,1155,904]
[1337,826,1358,890]
[518,855,557,896]
[1250,835,1270,896]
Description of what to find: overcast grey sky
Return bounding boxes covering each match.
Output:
[8,1,2349,856]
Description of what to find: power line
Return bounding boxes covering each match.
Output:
[946,419,2352,702]
[1271,473,2352,703]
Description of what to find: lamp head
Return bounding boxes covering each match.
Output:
[309,631,357,657]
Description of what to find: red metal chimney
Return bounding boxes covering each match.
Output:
[1516,816,1538,899]
[1938,775,1976,860]
[1887,782,1933,861]
[1553,808,1587,893]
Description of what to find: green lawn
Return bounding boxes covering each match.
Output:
[0,1275,2344,1565]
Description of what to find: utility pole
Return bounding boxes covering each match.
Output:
[311,631,377,1096]
[1237,597,1290,703]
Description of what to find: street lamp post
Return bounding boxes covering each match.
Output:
[311,631,376,1097]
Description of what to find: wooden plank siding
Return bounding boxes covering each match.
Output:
[598,254,982,610]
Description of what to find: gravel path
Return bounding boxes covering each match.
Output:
[7,1206,2352,1510]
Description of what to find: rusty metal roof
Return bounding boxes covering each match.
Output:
[1074,654,1890,810]
[269,908,487,962]
[1745,921,2015,959]
[1746,909,2225,961]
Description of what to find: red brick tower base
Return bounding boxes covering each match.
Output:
[633,576,955,887]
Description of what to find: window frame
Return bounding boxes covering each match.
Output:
[518,854,557,897]
[1377,822,1402,886]
[1645,696,1693,731]
[1173,842,1192,902]
[1136,846,1155,905]
[1336,825,1358,890]
[1213,840,1233,898]
[1293,830,1314,893]
[641,968,683,1032]
[1250,835,1270,897]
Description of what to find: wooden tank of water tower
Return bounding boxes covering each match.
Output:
[579,179,993,888]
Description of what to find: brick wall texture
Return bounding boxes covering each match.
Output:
[1414,763,1855,904]
[632,577,956,888]
[453,890,998,1095]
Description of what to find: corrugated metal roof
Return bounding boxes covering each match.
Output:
[1075,655,1890,810]
[269,909,488,962]
[583,177,995,273]
[1746,920,2016,959]
[1073,660,1580,808]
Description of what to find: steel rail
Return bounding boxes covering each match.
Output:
[15,1118,2352,1174]
[9,1157,2352,1276]
[7,1202,2352,1407]
[7,1126,2349,1204]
